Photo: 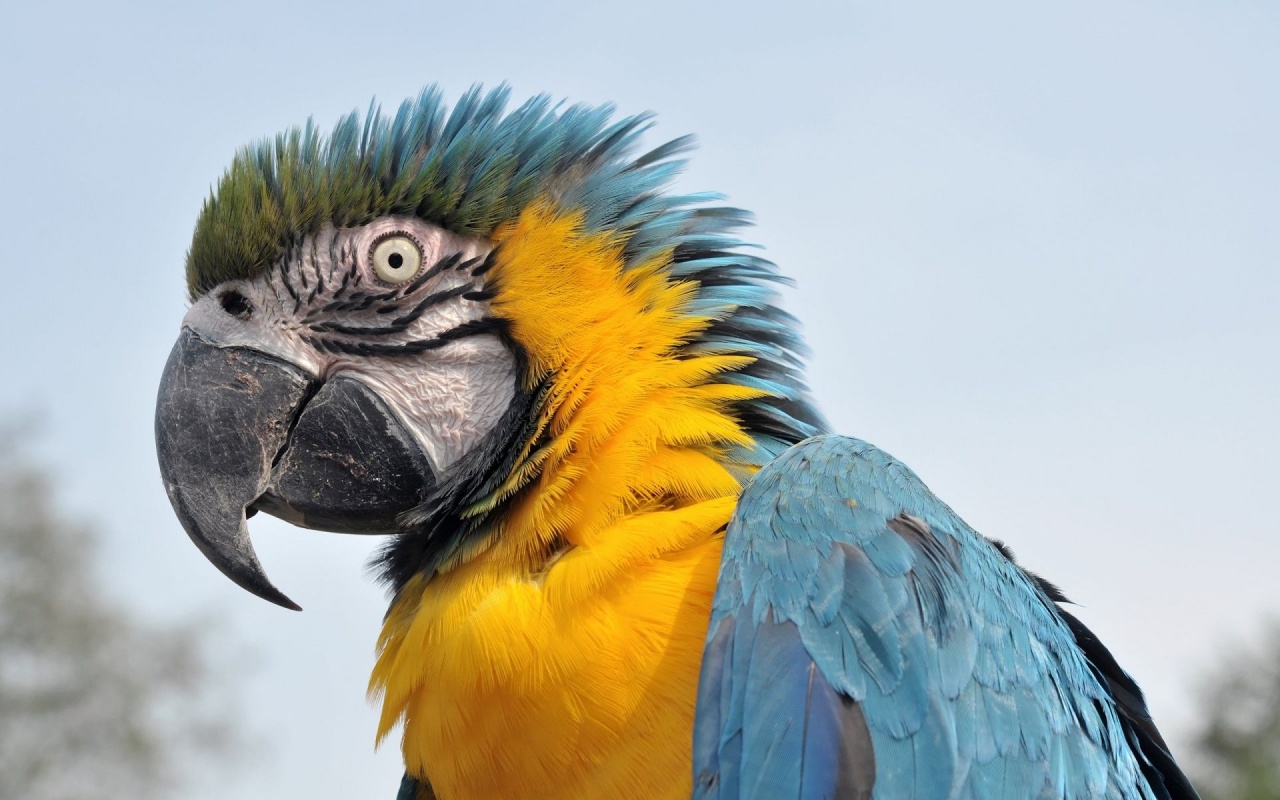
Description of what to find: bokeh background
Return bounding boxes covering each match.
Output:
[2,1,1276,797]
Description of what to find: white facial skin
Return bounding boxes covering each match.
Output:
[182,216,517,473]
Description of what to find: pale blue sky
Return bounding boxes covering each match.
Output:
[2,1,1276,797]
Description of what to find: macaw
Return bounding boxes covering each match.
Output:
[154,86,1198,800]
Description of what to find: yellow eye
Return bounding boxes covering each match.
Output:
[371,235,423,284]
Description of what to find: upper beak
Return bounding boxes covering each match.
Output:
[155,328,312,609]
[155,328,435,609]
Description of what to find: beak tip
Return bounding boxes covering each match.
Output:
[182,511,302,612]
[261,588,303,612]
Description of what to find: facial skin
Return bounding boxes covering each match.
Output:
[181,216,518,474]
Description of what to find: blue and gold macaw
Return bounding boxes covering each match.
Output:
[154,86,1198,800]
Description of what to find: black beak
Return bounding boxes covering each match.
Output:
[155,328,435,609]
[155,329,312,609]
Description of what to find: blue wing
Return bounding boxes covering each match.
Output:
[693,435,1198,800]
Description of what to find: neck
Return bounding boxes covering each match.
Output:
[368,204,767,799]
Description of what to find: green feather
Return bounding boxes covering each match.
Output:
[185,85,641,300]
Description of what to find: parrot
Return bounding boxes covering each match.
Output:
[154,85,1199,800]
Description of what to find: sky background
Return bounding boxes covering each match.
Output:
[2,1,1276,796]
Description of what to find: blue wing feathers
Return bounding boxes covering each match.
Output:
[694,435,1197,800]
[695,614,877,800]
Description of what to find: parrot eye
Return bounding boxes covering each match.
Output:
[370,235,423,284]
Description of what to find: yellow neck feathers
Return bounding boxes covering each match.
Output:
[368,203,765,800]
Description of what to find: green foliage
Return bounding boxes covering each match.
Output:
[1188,619,1280,800]
[0,432,240,798]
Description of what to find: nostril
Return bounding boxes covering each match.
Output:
[220,290,252,320]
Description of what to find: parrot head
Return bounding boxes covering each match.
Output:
[155,85,822,610]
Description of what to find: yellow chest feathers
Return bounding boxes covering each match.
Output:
[371,501,729,799]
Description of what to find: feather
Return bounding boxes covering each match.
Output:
[695,435,1198,799]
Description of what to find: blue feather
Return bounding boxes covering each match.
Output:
[695,435,1192,799]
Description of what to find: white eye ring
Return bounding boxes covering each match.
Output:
[371,235,423,284]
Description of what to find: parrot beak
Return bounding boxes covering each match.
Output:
[155,328,436,610]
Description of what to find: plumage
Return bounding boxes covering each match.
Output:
[156,85,1198,800]
[695,435,1196,799]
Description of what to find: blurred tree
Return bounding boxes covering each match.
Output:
[0,432,240,799]
[1188,619,1280,800]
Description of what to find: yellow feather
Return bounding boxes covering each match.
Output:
[368,203,760,799]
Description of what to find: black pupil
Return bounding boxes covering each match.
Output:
[388,253,404,269]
